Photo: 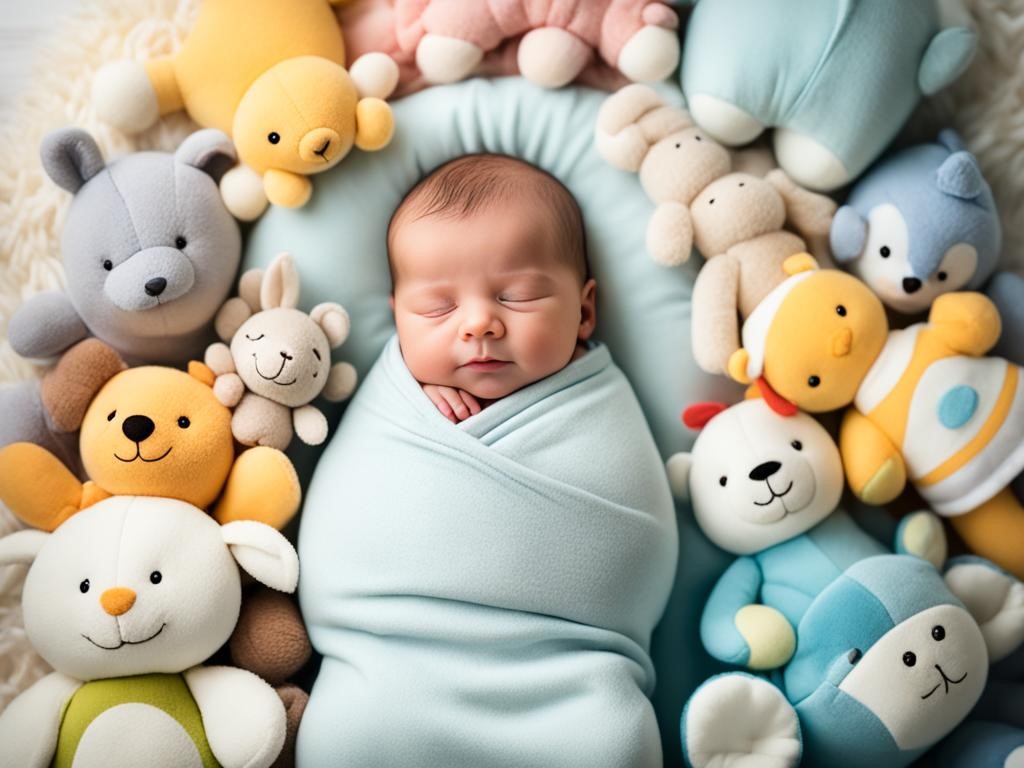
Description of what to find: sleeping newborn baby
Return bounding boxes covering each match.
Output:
[297,155,678,767]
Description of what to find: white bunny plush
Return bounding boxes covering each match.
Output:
[205,252,358,450]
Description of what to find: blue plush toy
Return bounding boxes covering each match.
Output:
[830,130,1024,365]
[681,555,1024,768]
[680,0,977,191]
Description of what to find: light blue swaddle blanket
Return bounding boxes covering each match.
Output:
[297,336,678,767]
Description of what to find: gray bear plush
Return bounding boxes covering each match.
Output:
[0,127,242,477]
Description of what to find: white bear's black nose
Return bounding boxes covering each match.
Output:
[122,415,155,443]
[902,277,922,294]
[749,461,781,481]
[145,277,167,296]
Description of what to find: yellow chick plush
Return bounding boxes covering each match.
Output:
[93,0,398,219]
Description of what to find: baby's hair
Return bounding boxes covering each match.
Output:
[387,154,589,285]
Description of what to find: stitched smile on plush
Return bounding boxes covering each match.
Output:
[84,623,167,651]
[920,663,967,700]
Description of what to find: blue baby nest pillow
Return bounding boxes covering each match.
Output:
[244,76,737,764]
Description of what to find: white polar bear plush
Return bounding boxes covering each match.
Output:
[0,495,299,768]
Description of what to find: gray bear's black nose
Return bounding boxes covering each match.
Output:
[749,461,781,481]
[145,277,167,296]
[122,415,155,443]
[902,277,922,294]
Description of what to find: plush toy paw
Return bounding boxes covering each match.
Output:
[354,97,395,151]
[896,510,948,568]
[272,683,309,768]
[617,25,680,84]
[682,674,801,768]
[230,588,311,684]
[646,201,693,266]
[735,604,796,670]
[214,445,301,529]
[944,559,1024,663]
[687,93,764,146]
[517,27,592,88]
[348,52,399,100]
[293,405,329,446]
[859,457,907,506]
[214,372,246,408]
[773,128,851,192]
[415,34,484,84]
[221,164,269,221]
[92,60,160,134]
[323,362,358,403]
[263,169,313,209]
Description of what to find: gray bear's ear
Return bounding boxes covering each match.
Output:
[175,129,237,182]
[40,128,106,193]
[829,205,868,263]
[936,151,984,200]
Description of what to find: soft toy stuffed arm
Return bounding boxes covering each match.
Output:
[7,291,90,360]
[212,446,301,530]
[766,169,837,266]
[691,252,741,374]
[0,671,82,768]
[205,343,245,408]
[839,409,908,506]
[700,557,797,670]
[928,291,1002,357]
[0,443,91,531]
[943,556,1024,664]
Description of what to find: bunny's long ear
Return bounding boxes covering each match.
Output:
[260,253,301,310]
[595,84,692,172]
[40,128,106,193]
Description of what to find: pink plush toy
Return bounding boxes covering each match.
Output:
[340,0,680,91]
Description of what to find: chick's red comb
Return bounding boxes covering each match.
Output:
[681,402,728,430]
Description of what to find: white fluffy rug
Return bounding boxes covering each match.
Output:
[1,0,1022,711]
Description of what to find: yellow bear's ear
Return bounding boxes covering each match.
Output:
[354,97,395,152]
[783,252,819,276]
[188,361,216,388]
[727,348,752,384]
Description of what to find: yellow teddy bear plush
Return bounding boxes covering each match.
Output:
[729,257,1024,580]
[93,0,398,219]
[0,339,300,533]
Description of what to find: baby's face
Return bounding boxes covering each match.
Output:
[391,205,595,401]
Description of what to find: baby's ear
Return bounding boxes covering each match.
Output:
[310,303,351,349]
[665,453,693,500]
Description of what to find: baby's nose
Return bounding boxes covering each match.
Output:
[459,308,504,339]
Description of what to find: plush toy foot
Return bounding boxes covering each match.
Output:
[618,25,680,83]
[348,52,399,100]
[270,684,308,768]
[688,94,764,146]
[896,510,948,568]
[416,34,484,84]
[230,589,311,685]
[517,27,591,88]
[773,128,851,192]
[682,674,801,768]
[944,558,1024,663]
[93,61,160,133]
[221,164,269,221]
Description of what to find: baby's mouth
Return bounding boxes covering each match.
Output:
[462,357,509,372]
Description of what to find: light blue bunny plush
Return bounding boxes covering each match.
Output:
[680,0,977,191]
[830,130,1024,365]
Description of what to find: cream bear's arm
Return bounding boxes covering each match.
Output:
[928,291,1001,357]
[646,201,693,266]
[213,446,301,530]
[700,557,795,670]
[691,253,741,374]
[293,405,329,446]
[322,361,358,402]
[185,666,286,768]
[263,169,313,209]
[839,409,907,506]
[766,169,837,266]
[0,672,82,768]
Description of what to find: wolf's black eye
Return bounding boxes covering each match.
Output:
[938,271,948,282]
[80,579,90,593]
[880,246,891,258]
[175,236,187,249]
[103,259,113,271]
[268,132,280,145]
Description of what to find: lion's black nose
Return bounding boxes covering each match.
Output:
[122,415,155,443]
[749,461,781,481]
[145,277,167,297]
[902,277,922,294]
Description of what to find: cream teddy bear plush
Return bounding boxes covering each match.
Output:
[205,253,358,451]
[595,84,837,375]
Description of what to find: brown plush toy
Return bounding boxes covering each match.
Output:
[595,84,837,375]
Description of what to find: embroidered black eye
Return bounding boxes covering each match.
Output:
[738,182,745,187]
[175,236,187,249]
[880,246,891,258]
[268,132,280,145]
[674,143,681,148]
[150,571,162,584]
[836,305,847,317]
[694,135,703,142]
[107,410,116,421]
[903,651,916,667]
[808,375,821,388]
[932,625,945,641]
[937,271,948,282]
[102,259,113,271]
[80,579,90,593]
[719,476,728,487]
[791,440,802,451]
[312,349,322,361]
[708,198,715,205]
[177,416,190,429]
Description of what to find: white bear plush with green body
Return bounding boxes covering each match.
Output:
[0,496,299,768]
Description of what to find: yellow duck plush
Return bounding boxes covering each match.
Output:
[0,339,300,533]
[93,0,398,219]
[728,257,1024,580]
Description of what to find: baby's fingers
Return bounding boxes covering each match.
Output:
[458,390,482,416]
[439,387,474,421]
[423,385,457,423]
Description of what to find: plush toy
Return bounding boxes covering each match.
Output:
[830,130,1024,365]
[728,260,1024,580]
[93,0,399,219]
[594,84,837,374]
[667,398,946,672]
[681,0,977,191]
[680,554,1024,768]
[342,0,681,90]
[0,495,299,768]
[205,253,358,451]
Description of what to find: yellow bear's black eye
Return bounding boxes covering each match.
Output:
[268,132,281,145]
[178,416,190,429]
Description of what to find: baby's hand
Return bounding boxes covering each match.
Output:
[423,385,482,423]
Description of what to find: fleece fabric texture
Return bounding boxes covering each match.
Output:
[297,337,677,767]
